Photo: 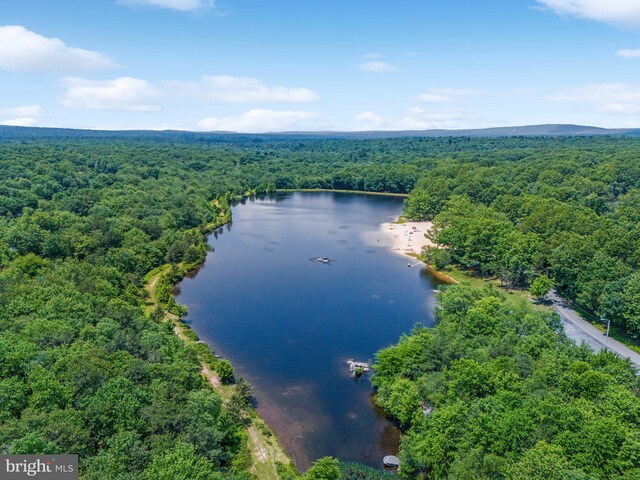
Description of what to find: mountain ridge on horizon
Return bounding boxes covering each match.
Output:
[1,123,640,140]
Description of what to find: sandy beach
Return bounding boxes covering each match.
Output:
[380,220,435,258]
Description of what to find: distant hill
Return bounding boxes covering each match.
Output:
[279,124,640,139]
[1,124,639,141]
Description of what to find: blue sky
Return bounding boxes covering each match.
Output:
[1,0,640,132]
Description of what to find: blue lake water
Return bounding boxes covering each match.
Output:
[175,192,439,470]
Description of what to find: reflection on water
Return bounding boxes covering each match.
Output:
[175,192,439,470]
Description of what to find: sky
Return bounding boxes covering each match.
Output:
[2,0,640,132]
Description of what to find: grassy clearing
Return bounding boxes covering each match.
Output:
[429,264,551,311]
[246,415,293,480]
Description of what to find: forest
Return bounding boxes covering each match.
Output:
[0,133,639,479]
[372,284,640,479]
[404,139,640,339]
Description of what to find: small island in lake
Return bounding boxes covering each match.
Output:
[346,360,371,377]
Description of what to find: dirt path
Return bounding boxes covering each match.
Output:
[144,264,294,479]
[248,426,268,462]
[201,364,221,388]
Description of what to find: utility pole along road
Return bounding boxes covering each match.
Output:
[548,290,640,370]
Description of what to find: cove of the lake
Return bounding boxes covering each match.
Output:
[175,192,440,470]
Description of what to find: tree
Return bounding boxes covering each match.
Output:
[305,457,341,480]
[83,431,147,480]
[530,276,554,300]
[506,441,590,480]
[8,433,59,455]
[0,377,28,421]
[182,390,226,461]
[497,231,543,288]
[216,359,235,384]
[27,365,71,412]
[83,377,144,439]
[145,442,222,480]
[378,378,421,428]
[7,253,50,277]
[621,273,640,338]
[233,378,254,408]
[404,190,439,220]
[422,246,451,270]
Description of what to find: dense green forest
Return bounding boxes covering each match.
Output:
[1,134,639,478]
[372,284,640,479]
[404,140,640,339]
[0,142,248,479]
[0,138,425,479]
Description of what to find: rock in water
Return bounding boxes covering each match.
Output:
[346,360,370,377]
[383,455,401,468]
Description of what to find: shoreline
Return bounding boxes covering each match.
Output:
[278,188,409,197]
[379,218,459,284]
[144,196,296,479]
[155,196,453,477]
[379,219,436,258]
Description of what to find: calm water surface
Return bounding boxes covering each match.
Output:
[175,192,438,470]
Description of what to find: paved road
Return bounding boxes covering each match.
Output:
[547,290,640,370]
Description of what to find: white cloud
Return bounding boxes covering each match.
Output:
[551,83,640,115]
[0,25,116,72]
[0,105,44,127]
[617,49,640,58]
[398,108,479,129]
[0,105,44,117]
[58,74,318,112]
[358,61,397,73]
[417,88,484,103]
[60,77,163,111]
[354,111,385,126]
[363,53,383,59]
[169,75,320,103]
[117,0,214,12]
[83,122,186,131]
[536,0,640,27]
[352,107,479,131]
[197,109,318,132]
[0,117,38,127]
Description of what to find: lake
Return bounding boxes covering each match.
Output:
[175,192,439,470]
